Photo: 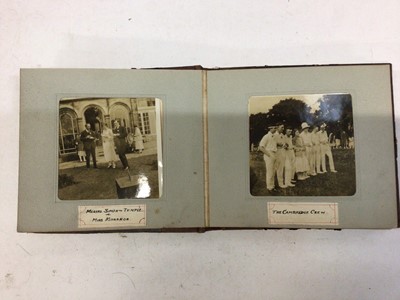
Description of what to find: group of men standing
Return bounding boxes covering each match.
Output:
[80,121,130,170]
[258,122,337,192]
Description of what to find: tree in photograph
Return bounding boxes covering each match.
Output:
[249,112,269,147]
[314,94,353,137]
[267,98,314,129]
[249,98,314,146]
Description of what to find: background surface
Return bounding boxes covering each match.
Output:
[1,1,400,299]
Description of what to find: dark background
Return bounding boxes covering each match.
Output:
[249,94,354,147]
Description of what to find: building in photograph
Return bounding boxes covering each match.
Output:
[59,97,158,160]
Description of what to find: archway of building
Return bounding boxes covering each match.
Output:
[110,103,131,132]
[84,106,104,133]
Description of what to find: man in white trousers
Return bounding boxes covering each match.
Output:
[274,123,287,188]
[259,125,278,191]
[300,122,313,176]
[311,125,323,174]
[319,123,337,173]
[284,128,296,187]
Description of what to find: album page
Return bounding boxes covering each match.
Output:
[18,69,205,232]
[207,64,398,228]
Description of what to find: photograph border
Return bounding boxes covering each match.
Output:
[247,92,357,198]
[56,96,164,202]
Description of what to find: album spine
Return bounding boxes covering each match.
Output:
[202,70,210,227]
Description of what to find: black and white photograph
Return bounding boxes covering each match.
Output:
[249,93,356,196]
[58,97,163,200]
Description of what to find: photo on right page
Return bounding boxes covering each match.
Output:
[249,93,356,196]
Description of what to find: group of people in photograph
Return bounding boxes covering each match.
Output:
[258,122,338,192]
[76,122,144,170]
[328,126,355,149]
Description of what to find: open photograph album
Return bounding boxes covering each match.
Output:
[18,64,398,232]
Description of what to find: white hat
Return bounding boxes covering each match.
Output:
[301,122,310,129]
[320,123,327,128]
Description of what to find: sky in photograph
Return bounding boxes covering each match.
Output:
[248,94,324,115]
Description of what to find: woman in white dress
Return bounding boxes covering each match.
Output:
[293,129,310,180]
[133,125,144,153]
[101,123,117,168]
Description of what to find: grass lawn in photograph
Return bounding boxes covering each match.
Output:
[58,154,160,200]
[250,149,356,196]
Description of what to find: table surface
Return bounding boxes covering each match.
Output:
[2,1,400,299]
[116,175,140,188]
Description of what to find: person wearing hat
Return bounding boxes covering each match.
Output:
[300,122,313,177]
[319,123,337,173]
[259,125,278,191]
[293,128,309,180]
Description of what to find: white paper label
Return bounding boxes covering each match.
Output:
[267,202,338,226]
[78,205,146,228]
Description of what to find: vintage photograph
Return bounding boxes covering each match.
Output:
[58,97,162,200]
[249,93,356,196]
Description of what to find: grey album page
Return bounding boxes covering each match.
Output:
[207,65,397,229]
[19,69,205,232]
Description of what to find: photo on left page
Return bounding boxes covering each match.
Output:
[58,97,163,200]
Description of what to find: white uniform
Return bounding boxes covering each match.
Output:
[300,130,313,175]
[275,132,286,187]
[311,131,322,174]
[259,131,277,190]
[284,135,295,185]
[319,130,336,172]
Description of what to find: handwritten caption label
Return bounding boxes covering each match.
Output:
[78,205,146,228]
[267,202,338,226]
